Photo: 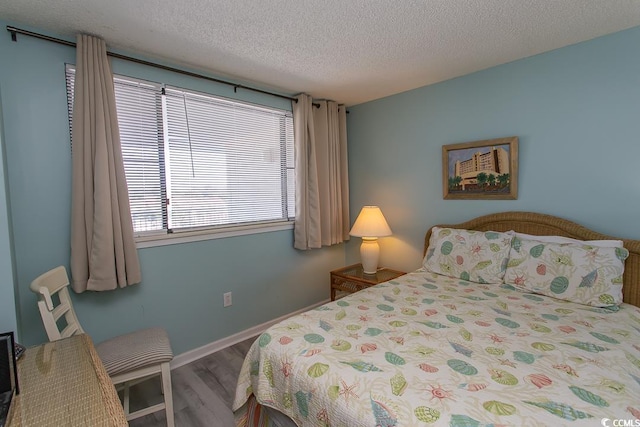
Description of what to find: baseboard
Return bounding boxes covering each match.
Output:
[171,298,331,369]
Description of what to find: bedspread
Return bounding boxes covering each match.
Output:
[233,270,640,426]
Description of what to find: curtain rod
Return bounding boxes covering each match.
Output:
[7,25,324,107]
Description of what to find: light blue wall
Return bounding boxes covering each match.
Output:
[4,20,639,353]
[0,21,345,353]
[0,86,19,337]
[347,26,640,273]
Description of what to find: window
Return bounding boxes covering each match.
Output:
[66,66,295,240]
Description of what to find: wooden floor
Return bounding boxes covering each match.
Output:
[128,336,257,427]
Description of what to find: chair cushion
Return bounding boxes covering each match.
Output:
[95,327,173,376]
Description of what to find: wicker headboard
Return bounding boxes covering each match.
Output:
[424,211,640,308]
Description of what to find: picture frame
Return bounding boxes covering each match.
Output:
[442,136,518,200]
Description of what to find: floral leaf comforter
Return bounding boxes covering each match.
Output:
[233,270,640,426]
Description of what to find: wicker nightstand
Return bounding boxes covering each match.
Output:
[330,263,405,301]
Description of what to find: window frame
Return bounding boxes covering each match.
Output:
[65,65,295,248]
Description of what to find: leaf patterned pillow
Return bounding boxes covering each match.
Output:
[423,227,513,284]
[503,236,629,308]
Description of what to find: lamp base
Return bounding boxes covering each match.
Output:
[360,238,380,274]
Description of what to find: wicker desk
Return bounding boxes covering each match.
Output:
[7,334,127,427]
[330,263,405,300]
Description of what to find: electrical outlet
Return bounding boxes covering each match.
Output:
[223,292,232,307]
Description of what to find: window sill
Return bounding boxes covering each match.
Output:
[135,221,294,249]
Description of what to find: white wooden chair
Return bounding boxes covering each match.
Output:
[30,266,175,427]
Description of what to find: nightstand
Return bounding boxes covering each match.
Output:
[330,263,405,301]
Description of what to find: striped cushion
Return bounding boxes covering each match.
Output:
[95,327,173,376]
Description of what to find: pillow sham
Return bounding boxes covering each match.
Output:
[503,236,629,307]
[513,232,623,248]
[423,227,513,284]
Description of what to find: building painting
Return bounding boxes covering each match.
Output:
[454,146,509,190]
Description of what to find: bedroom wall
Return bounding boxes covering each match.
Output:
[0,86,19,337]
[347,26,640,274]
[0,21,345,353]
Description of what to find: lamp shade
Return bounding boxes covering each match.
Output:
[349,206,392,238]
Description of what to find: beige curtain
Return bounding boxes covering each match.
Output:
[70,34,141,292]
[293,94,349,250]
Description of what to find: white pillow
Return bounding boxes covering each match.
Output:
[513,232,623,248]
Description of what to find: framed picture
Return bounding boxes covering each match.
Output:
[442,136,518,200]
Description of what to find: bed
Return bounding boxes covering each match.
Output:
[233,211,640,426]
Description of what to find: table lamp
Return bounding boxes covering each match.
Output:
[349,206,392,274]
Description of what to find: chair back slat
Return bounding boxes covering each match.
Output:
[51,302,71,322]
[60,323,81,339]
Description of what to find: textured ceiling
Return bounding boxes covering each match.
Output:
[1,0,640,106]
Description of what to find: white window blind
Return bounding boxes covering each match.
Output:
[65,65,295,237]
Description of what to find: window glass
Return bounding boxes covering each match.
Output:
[66,65,295,237]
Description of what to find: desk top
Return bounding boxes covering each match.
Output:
[8,334,127,427]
